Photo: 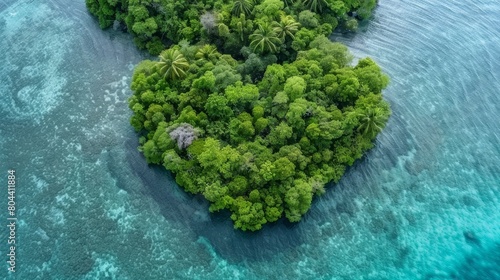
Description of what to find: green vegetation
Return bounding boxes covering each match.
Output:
[87,0,390,231]
[127,39,390,230]
[86,0,379,55]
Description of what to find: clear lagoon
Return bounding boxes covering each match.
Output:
[0,0,499,279]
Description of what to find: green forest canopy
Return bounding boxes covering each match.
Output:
[86,0,390,231]
[86,0,378,55]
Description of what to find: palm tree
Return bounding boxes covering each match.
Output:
[283,0,297,8]
[195,44,220,63]
[233,14,250,42]
[272,15,300,40]
[303,0,327,13]
[232,0,254,16]
[157,49,190,80]
[249,23,282,53]
[357,108,388,139]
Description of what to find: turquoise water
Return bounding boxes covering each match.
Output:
[0,0,499,279]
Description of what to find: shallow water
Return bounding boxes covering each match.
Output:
[0,0,499,279]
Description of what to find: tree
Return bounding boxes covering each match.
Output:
[291,27,317,51]
[254,118,270,134]
[283,76,307,101]
[298,10,319,29]
[224,82,260,111]
[157,49,190,80]
[285,98,309,130]
[273,157,296,180]
[132,17,158,38]
[212,60,242,91]
[259,160,276,181]
[272,91,290,118]
[228,176,249,196]
[278,145,310,170]
[163,149,185,173]
[197,138,226,171]
[267,122,293,147]
[168,123,199,149]
[357,0,377,19]
[195,45,220,63]
[230,14,254,42]
[272,15,300,40]
[309,36,353,68]
[200,11,217,34]
[357,107,389,139]
[284,179,313,222]
[254,0,285,19]
[232,0,254,16]
[336,69,360,103]
[230,198,267,231]
[354,57,390,94]
[192,71,216,92]
[344,17,358,32]
[250,23,283,54]
[329,0,349,17]
[229,118,256,143]
[85,0,117,29]
[258,63,287,95]
[265,206,282,222]
[142,140,162,164]
[238,53,278,80]
[282,0,298,8]
[204,95,233,120]
[204,181,228,203]
[302,0,328,13]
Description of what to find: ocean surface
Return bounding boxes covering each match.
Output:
[0,0,499,279]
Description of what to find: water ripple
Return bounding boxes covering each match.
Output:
[1,0,499,279]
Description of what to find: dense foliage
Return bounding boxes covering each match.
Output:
[127,39,389,230]
[87,0,390,231]
[86,0,378,55]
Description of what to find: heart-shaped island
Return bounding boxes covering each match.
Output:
[87,0,390,231]
[128,35,390,231]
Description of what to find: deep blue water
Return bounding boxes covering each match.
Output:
[0,0,499,279]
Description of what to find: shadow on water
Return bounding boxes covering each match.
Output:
[116,74,416,263]
[120,118,413,264]
[123,137,307,262]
